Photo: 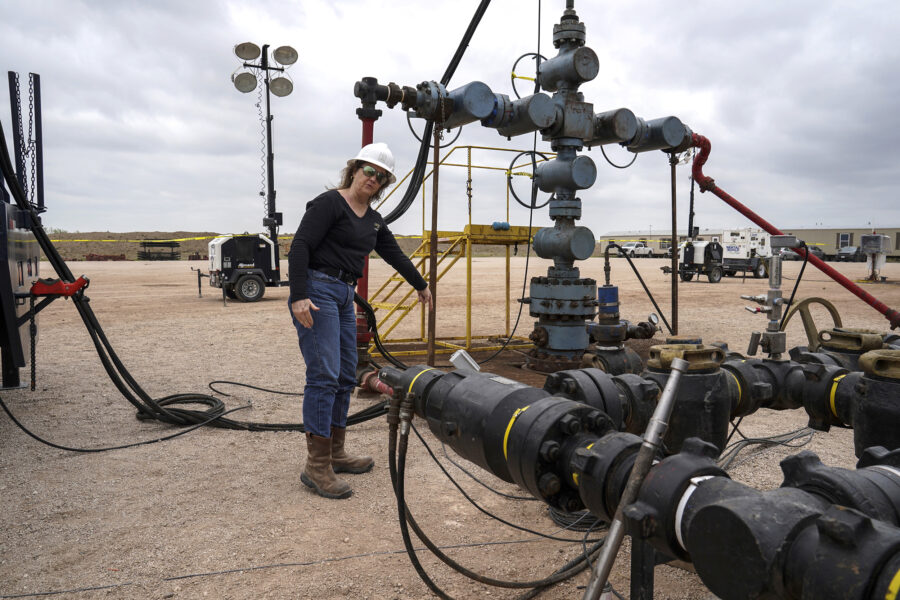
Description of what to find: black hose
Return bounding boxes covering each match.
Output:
[607,242,674,334]
[780,243,810,330]
[1,121,389,441]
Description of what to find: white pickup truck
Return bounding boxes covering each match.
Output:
[617,241,655,258]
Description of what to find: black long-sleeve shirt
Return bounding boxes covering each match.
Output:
[288,190,427,301]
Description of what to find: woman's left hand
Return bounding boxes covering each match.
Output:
[416,286,433,310]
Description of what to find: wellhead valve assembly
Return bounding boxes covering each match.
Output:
[352,1,693,372]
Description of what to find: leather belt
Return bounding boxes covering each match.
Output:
[312,266,358,286]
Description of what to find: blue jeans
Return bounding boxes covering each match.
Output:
[290,270,357,437]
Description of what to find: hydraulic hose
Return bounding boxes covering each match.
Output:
[0,121,387,438]
[690,133,900,330]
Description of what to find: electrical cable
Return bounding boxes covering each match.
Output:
[207,380,302,397]
[717,424,814,471]
[412,424,602,544]
[405,111,462,148]
[0,394,250,453]
[780,242,810,330]
[548,507,605,532]
[440,442,537,501]
[507,150,553,210]
[599,144,638,169]
[607,242,674,334]
[510,52,548,99]
[389,417,605,598]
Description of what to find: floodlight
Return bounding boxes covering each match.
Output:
[234,42,261,60]
[232,72,258,93]
[272,45,298,66]
[270,76,293,97]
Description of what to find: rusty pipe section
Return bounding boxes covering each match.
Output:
[690,133,900,330]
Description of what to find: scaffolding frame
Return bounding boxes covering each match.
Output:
[368,145,553,358]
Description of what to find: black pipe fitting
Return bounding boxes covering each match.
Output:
[781,449,900,526]
[543,368,627,430]
[570,431,642,522]
[625,438,726,561]
[782,506,900,600]
[645,346,733,454]
[585,345,643,375]
[685,479,832,599]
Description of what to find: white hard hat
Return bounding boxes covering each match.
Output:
[349,142,396,184]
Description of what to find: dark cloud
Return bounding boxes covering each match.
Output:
[2,0,897,236]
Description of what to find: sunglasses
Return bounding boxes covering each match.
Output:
[360,164,389,184]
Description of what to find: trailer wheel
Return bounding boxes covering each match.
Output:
[680,272,694,282]
[753,262,767,279]
[707,267,723,283]
[235,275,265,302]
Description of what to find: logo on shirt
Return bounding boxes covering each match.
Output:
[373,223,381,231]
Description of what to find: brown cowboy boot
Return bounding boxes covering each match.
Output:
[331,426,374,474]
[301,433,352,499]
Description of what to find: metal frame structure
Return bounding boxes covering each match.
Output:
[367,145,552,358]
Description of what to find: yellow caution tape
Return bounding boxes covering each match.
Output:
[50,235,219,243]
[503,405,530,460]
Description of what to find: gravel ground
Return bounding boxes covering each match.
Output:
[0,257,897,599]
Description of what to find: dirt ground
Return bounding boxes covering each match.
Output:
[1,256,898,600]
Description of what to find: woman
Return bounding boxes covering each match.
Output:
[289,142,432,500]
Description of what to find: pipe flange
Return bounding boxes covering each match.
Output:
[858,349,900,379]
[646,344,725,372]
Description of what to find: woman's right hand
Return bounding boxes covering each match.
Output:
[291,298,320,328]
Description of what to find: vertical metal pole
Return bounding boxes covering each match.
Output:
[261,46,278,246]
[426,130,440,366]
[356,118,376,355]
[669,154,679,335]
[465,147,472,350]
[32,74,44,212]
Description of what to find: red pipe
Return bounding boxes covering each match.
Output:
[356,118,376,346]
[690,133,899,330]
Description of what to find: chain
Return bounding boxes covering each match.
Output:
[255,81,266,212]
[30,295,37,391]
[11,73,29,202]
[28,74,37,207]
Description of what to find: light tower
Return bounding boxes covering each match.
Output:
[231,42,297,244]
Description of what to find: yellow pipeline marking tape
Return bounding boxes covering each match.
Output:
[408,367,436,395]
[572,442,595,487]
[886,567,900,600]
[830,374,847,420]
[725,369,742,405]
[503,405,530,460]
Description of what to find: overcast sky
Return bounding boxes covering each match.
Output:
[2,0,898,238]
